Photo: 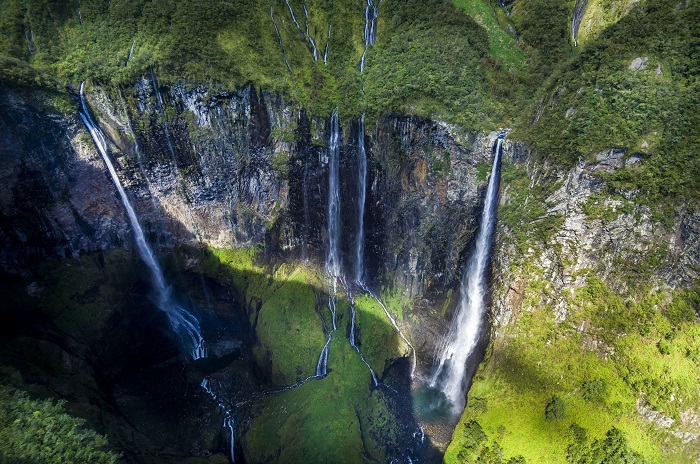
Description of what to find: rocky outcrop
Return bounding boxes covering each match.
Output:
[493,147,700,332]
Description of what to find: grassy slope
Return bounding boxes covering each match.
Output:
[452,0,527,73]
[192,246,412,462]
[445,154,700,463]
[447,275,700,463]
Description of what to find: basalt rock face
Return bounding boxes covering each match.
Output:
[2,82,498,302]
[0,89,131,268]
[492,149,700,332]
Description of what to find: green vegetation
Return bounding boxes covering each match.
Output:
[0,385,118,463]
[498,162,564,257]
[0,0,520,128]
[445,273,700,463]
[189,246,329,385]
[545,395,566,421]
[243,335,402,463]
[452,0,527,73]
[364,0,504,128]
[355,294,407,373]
[190,249,406,463]
[516,0,700,205]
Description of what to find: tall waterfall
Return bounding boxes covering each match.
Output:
[355,116,367,284]
[326,112,341,279]
[430,136,503,412]
[79,83,205,360]
[316,112,342,377]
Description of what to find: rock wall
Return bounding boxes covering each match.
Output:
[1,82,502,304]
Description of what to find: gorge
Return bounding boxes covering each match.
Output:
[1,0,699,463]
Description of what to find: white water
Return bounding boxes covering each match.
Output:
[270,7,294,76]
[126,39,135,66]
[362,285,416,378]
[323,21,331,65]
[201,379,235,462]
[283,0,301,28]
[316,335,331,376]
[326,112,341,278]
[355,116,367,284]
[360,0,378,72]
[80,83,205,360]
[303,2,318,61]
[349,300,379,386]
[571,0,587,47]
[430,137,503,412]
[224,417,235,463]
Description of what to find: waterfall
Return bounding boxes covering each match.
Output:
[283,0,301,28]
[224,417,235,463]
[363,285,416,378]
[360,0,378,73]
[355,116,367,284]
[79,83,205,360]
[270,7,294,76]
[571,0,588,47]
[349,300,379,386]
[201,379,235,462]
[316,336,331,376]
[326,112,341,278]
[430,135,504,412]
[303,2,319,61]
[126,39,135,66]
[323,21,331,65]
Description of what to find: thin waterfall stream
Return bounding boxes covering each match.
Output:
[79,83,205,360]
[429,135,504,415]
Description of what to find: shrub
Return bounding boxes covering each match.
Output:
[545,395,566,421]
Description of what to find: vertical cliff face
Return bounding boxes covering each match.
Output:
[2,81,499,300]
[0,89,133,268]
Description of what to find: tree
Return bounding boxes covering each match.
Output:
[545,395,566,421]
[0,386,118,464]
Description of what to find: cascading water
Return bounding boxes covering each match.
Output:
[360,0,378,73]
[126,39,135,66]
[571,0,588,47]
[270,7,294,76]
[326,112,341,279]
[303,2,319,61]
[79,83,205,360]
[430,135,504,413]
[283,0,301,28]
[315,112,342,377]
[362,285,417,378]
[349,298,379,386]
[201,379,235,462]
[355,116,367,284]
[323,21,331,65]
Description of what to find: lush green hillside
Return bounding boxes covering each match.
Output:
[516,0,699,200]
[0,0,512,127]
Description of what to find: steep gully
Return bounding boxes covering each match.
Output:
[80,81,504,460]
